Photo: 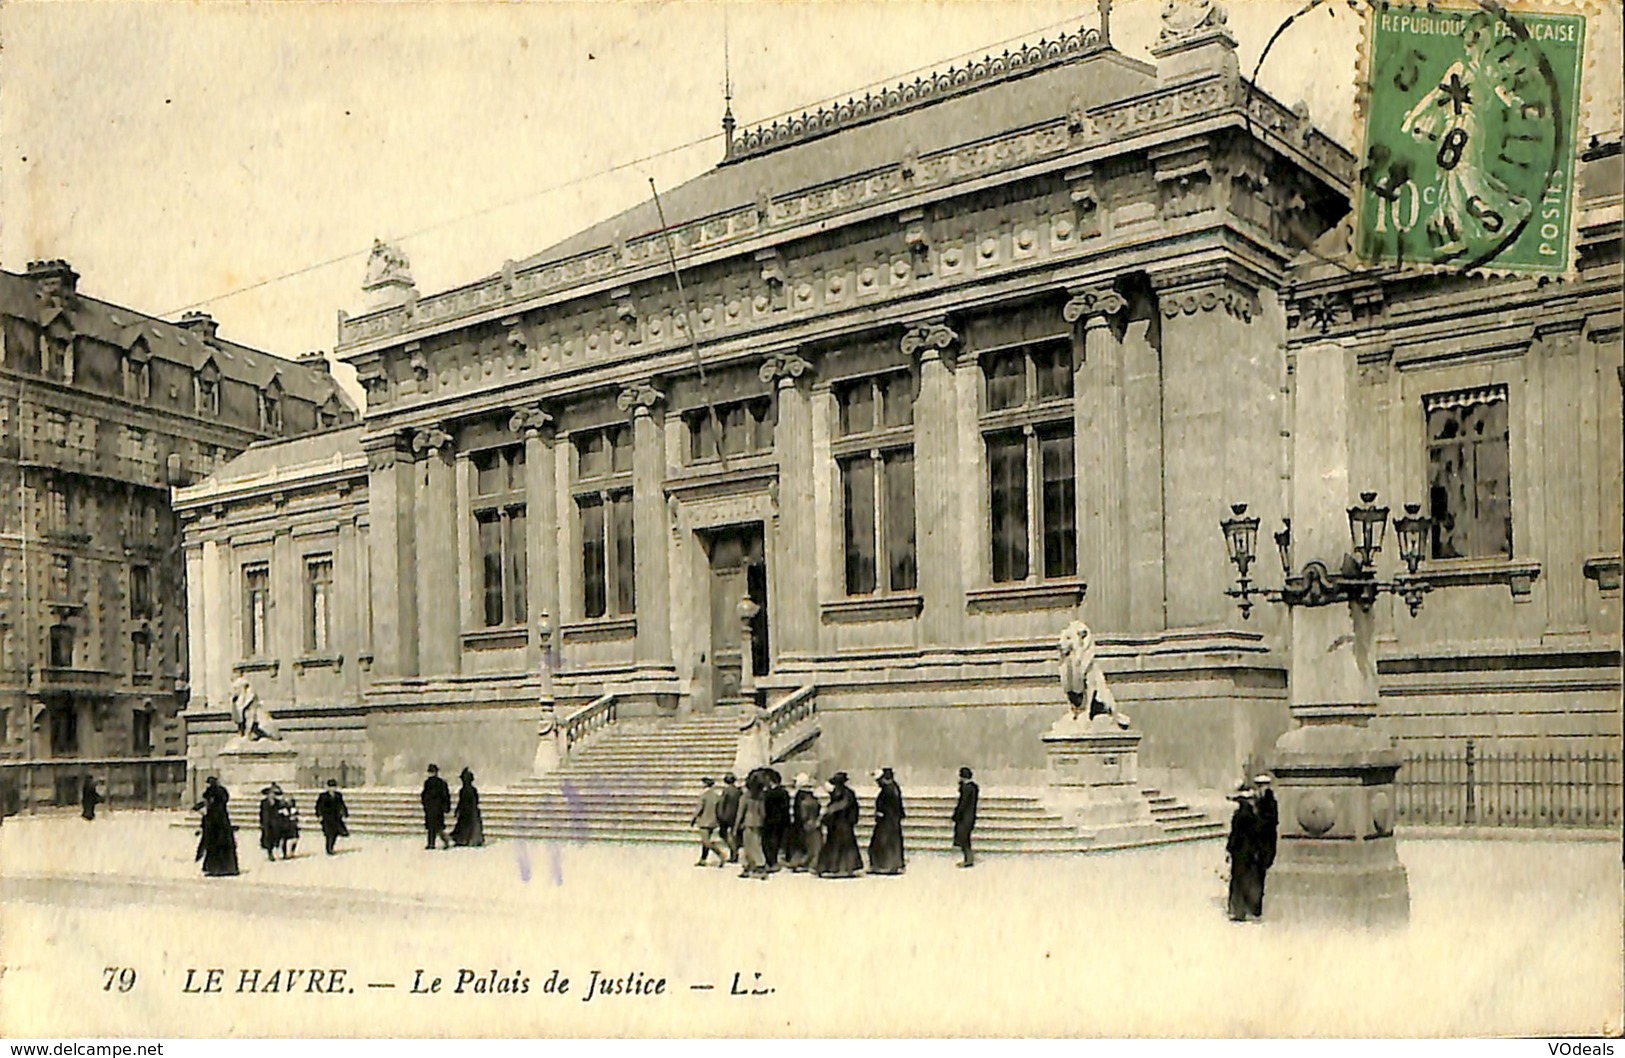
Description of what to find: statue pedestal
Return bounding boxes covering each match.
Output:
[216,739,298,793]
[1042,716,1160,843]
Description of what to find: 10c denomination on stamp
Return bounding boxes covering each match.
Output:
[1355,1,1587,274]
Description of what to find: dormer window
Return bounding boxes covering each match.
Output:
[124,341,152,401]
[39,322,74,383]
[195,360,220,416]
[261,377,285,432]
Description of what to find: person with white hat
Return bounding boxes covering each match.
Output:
[787,773,822,872]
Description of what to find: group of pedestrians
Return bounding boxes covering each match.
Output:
[420,763,484,850]
[257,784,301,861]
[1224,774,1279,922]
[691,765,980,878]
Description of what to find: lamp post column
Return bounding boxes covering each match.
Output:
[1269,339,1409,925]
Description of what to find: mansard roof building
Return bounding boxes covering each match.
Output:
[177,10,1620,831]
[0,259,357,812]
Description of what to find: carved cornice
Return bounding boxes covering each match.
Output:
[1159,284,1257,322]
[508,404,555,439]
[361,433,410,473]
[1062,287,1128,324]
[617,381,666,416]
[410,425,454,455]
[758,350,813,386]
[900,321,961,365]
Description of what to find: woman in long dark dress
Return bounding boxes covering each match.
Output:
[1225,783,1265,921]
[194,777,240,877]
[451,768,485,847]
[816,772,863,878]
[80,777,103,821]
[867,767,906,875]
[788,773,821,872]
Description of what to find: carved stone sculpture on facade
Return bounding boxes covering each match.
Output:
[1056,620,1132,730]
[229,677,282,742]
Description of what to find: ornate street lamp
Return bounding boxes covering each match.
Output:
[1220,491,1434,618]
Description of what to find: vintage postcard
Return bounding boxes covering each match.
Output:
[1,0,1621,1041]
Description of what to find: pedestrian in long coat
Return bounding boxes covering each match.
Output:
[80,777,103,821]
[421,764,452,850]
[762,769,792,872]
[737,773,769,880]
[314,779,349,855]
[194,777,240,877]
[717,773,742,864]
[1225,783,1265,921]
[1255,774,1279,906]
[817,772,863,878]
[689,777,729,867]
[789,773,822,872]
[952,766,979,868]
[451,768,485,847]
[867,767,907,875]
[274,787,300,859]
[257,787,281,861]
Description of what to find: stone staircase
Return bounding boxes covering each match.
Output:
[292,714,1223,853]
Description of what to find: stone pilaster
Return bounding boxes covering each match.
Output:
[364,433,418,678]
[619,382,672,666]
[1537,317,1589,635]
[902,321,965,644]
[510,404,559,677]
[1065,286,1131,630]
[184,543,208,710]
[200,538,229,708]
[1271,339,1409,925]
[410,425,458,676]
[760,351,817,660]
[1153,266,1281,629]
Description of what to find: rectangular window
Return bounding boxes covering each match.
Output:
[1033,341,1074,401]
[133,710,153,755]
[1039,428,1077,578]
[50,555,71,600]
[1426,387,1512,560]
[988,431,1029,582]
[884,450,917,592]
[132,631,153,681]
[130,564,153,619]
[243,564,270,657]
[837,380,875,436]
[48,703,78,755]
[49,624,74,669]
[985,350,1028,411]
[686,398,774,463]
[574,427,634,619]
[304,555,333,652]
[840,456,877,595]
[470,445,528,628]
[197,376,219,416]
[262,393,283,432]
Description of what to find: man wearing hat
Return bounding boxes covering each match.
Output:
[257,785,281,862]
[315,778,349,856]
[689,777,729,868]
[717,773,742,863]
[817,772,863,878]
[952,766,979,868]
[868,767,906,875]
[1225,781,1265,921]
[420,764,452,851]
[1254,774,1279,904]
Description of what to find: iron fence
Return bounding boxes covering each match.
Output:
[0,758,189,815]
[1395,740,1623,829]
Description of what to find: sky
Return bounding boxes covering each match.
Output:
[2,1,1620,407]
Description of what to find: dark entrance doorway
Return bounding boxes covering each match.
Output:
[703,523,768,708]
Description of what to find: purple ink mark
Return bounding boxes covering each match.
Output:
[516,841,533,883]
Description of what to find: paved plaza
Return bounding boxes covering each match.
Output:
[1,812,1620,1038]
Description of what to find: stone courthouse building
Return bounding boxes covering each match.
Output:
[0,260,356,811]
[177,5,1623,799]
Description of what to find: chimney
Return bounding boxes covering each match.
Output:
[26,259,79,299]
[298,350,332,374]
[177,311,219,342]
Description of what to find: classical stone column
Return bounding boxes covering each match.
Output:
[1536,318,1589,635]
[902,321,966,646]
[410,425,458,676]
[184,542,208,710]
[1154,268,1282,629]
[1065,286,1130,630]
[510,404,559,676]
[1270,339,1409,925]
[619,382,672,666]
[761,350,816,660]
[363,434,418,678]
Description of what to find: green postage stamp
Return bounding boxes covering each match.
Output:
[1355,2,1587,274]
